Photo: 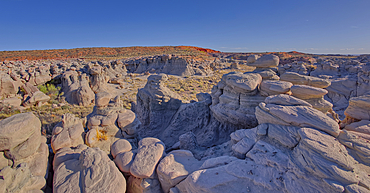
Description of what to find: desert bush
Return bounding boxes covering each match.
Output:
[37,83,62,101]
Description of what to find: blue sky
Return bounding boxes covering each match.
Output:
[1,0,369,54]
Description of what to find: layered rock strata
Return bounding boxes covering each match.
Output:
[247,54,280,80]
[281,72,333,114]
[171,95,369,193]
[210,72,264,128]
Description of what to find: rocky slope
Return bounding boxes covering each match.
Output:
[0,50,370,193]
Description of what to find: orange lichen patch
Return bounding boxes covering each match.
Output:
[96,129,108,141]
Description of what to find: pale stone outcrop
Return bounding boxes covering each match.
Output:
[86,93,140,153]
[27,65,52,86]
[291,85,328,100]
[175,92,369,193]
[23,91,50,106]
[0,113,48,192]
[246,55,280,80]
[0,73,22,98]
[278,61,311,75]
[267,124,300,147]
[61,71,95,106]
[338,129,370,165]
[344,120,370,135]
[89,64,110,93]
[0,96,22,107]
[177,158,286,193]
[117,110,141,138]
[135,73,243,149]
[264,94,311,107]
[280,72,331,88]
[344,95,370,120]
[291,128,358,185]
[256,95,340,137]
[124,55,212,76]
[53,146,126,193]
[338,96,370,165]
[230,127,257,158]
[112,137,165,193]
[326,77,357,113]
[290,85,333,113]
[51,113,85,153]
[111,138,132,159]
[130,137,165,179]
[277,72,333,113]
[210,72,264,127]
[115,151,136,173]
[248,54,279,68]
[0,164,45,193]
[247,54,259,64]
[157,150,203,193]
[260,80,293,96]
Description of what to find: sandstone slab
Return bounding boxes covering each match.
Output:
[280,72,331,88]
[260,80,292,96]
[130,137,165,178]
[344,95,370,120]
[0,113,40,151]
[291,85,328,100]
[256,103,340,137]
[51,113,85,153]
[53,147,126,193]
[248,54,279,68]
[157,150,203,193]
[110,139,132,158]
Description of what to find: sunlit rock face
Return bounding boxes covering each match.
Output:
[247,54,280,80]
[0,113,49,193]
[173,94,369,193]
[210,72,265,128]
[85,92,140,153]
[61,70,94,106]
[53,146,126,193]
[280,72,333,114]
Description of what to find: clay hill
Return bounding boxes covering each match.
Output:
[0,46,369,193]
[0,46,220,61]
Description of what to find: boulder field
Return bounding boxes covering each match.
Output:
[0,54,370,192]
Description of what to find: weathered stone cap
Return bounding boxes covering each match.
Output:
[344,95,370,120]
[0,112,41,151]
[247,54,279,68]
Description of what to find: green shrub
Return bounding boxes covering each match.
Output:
[38,85,48,94]
[37,84,61,101]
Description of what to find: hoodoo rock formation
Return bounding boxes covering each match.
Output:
[210,72,264,127]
